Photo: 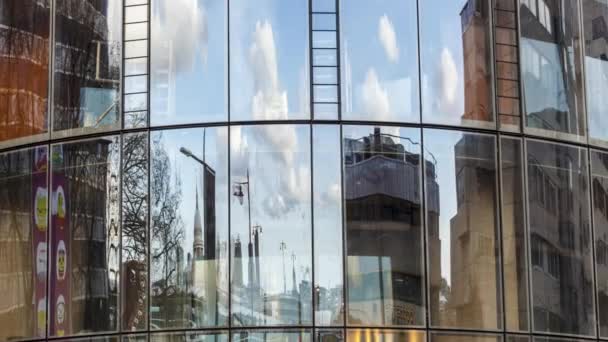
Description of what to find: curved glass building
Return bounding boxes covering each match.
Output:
[1,0,608,341]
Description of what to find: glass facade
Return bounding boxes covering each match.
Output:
[5,0,608,341]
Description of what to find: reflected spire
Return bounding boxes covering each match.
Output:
[193,183,204,260]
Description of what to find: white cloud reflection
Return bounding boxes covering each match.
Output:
[378,14,399,63]
[152,0,209,72]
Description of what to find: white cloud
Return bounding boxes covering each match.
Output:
[361,68,391,120]
[378,15,399,63]
[439,48,459,113]
[152,0,208,72]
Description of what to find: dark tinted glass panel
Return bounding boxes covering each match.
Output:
[526,140,594,335]
[420,0,495,128]
[317,330,343,342]
[507,337,529,342]
[520,0,586,140]
[50,137,121,336]
[0,146,48,340]
[53,0,122,134]
[0,0,50,143]
[122,132,148,331]
[430,333,501,342]
[591,150,608,337]
[344,126,424,326]
[314,125,343,326]
[501,137,529,331]
[533,339,585,342]
[150,127,229,329]
[230,0,309,121]
[340,0,419,122]
[230,125,312,326]
[583,1,608,145]
[151,0,226,125]
[231,330,311,342]
[346,329,425,342]
[151,331,228,342]
[424,129,501,329]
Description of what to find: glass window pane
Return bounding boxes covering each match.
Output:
[344,125,424,326]
[314,86,338,103]
[314,49,338,66]
[424,129,501,329]
[313,14,336,31]
[520,0,586,140]
[232,330,311,342]
[53,0,122,134]
[591,149,608,337]
[125,40,148,58]
[314,103,339,120]
[0,1,50,143]
[125,58,148,76]
[314,67,338,85]
[583,1,608,146]
[151,0,227,125]
[314,125,343,326]
[341,1,419,122]
[346,329,425,342]
[313,31,337,49]
[122,133,149,331]
[420,0,495,128]
[0,146,48,340]
[49,137,121,336]
[125,22,148,41]
[230,0,310,121]
[125,75,148,94]
[317,330,343,342]
[151,331,228,342]
[526,139,594,335]
[501,137,529,332]
[125,5,148,23]
[430,333,501,342]
[507,337,530,342]
[230,125,312,326]
[150,127,229,329]
[313,0,335,13]
[125,93,147,112]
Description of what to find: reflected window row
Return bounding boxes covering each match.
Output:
[4,0,608,146]
[3,124,608,340]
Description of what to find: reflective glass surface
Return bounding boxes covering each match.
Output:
[230,0,309,121]
[0,0,50,143]
[53,0,122,135]
[0,146,48,341]
[313,125,343,326]
[151,0,226,125]
[150,127,229,329]
[151,331,227,342]
[424,129,501,329]
[122,132,149,331]
[591,149,608,337]
[230,125,312,326]
[583,0,608,146]
[344,126,424,326]
[50,137,121,336]
[430,333,501,342]
[501,137,529,332]
[526,139,594,335]
[346,329,425,342]
[520,0,586,140]
[340,0,419,122]
[231,330,311,342]
[420,0,495,128]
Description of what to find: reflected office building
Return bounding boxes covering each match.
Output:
[5,0,608,341]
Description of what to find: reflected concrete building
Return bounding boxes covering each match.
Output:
[344,127,440,325]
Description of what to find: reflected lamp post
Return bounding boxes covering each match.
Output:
[179,132,220,326]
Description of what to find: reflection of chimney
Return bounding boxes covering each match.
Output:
[233,237,243,288]
[291,253,297,295]
[253,227,261,289]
